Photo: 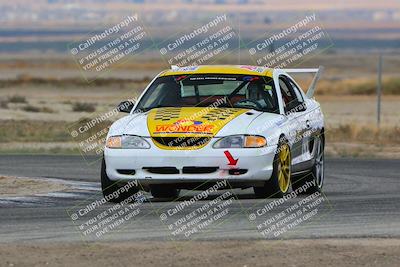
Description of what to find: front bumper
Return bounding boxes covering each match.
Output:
[104,139,277,185]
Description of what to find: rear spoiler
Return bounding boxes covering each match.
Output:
[280,66,324,98]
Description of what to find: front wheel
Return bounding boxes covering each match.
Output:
[254,140,291,198]
[101,157,139,203]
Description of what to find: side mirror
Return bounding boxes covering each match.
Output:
[117,100,135,113]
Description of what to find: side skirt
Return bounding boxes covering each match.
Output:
[291,158,315,174]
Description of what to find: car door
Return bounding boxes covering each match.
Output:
[278,76,308,166]
[289,77,325,168]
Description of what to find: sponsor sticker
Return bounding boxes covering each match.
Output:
[239,65,267,73]
[155,119,214,134]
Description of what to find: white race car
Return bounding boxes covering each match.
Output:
[102,65,325,202]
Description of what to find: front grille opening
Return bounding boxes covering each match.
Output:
[152,137,211,148]
[143,167,179,174]
[182,166,218,174]
[117,169,136,175]
[228,169,248,175]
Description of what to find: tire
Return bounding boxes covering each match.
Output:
[254,139,291,198]
[150,185,180,199]
[101,157,139,203]
[292,134,325,194]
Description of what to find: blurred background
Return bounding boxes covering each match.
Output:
[0,0,399,158]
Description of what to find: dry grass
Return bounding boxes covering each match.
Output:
[349,78,400,95]
[0,120,71,142]
[0,75,151,88]
[0,119,113,143]
[71,102,96,112]
[0,99,8,109]
[325,142,400,158]
[7,94,27,103]
[0,59,166,71]
[293,78,400,96]
[21,105,56,113]
[326,124,400,144]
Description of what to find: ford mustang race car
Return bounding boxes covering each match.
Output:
[102,65,325,202]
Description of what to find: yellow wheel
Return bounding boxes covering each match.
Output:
[254,139,291,198]
[277,144,291,193]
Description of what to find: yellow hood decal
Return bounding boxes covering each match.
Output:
[147,107,247,149]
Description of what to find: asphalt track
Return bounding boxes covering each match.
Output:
[0,155,399,243]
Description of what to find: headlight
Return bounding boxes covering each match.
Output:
[106,135,150,149]
[213,135,267,148]
[106,136,121,148]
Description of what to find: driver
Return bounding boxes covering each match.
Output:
[246,82,261,101]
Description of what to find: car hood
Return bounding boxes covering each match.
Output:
[108,107,282,149]
[113,107,248,135]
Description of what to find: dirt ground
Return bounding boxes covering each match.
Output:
[0,238,399,267]
[0,176,68,197]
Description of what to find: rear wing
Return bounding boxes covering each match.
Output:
[280,66,324,98]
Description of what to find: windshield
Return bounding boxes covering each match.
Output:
[135,74,279,113]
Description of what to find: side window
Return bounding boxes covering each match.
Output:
[287,78,304,103]
[279,76,306,113]
[279,77,296,109]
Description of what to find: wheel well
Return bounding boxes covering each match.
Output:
[278,134,288,146]
[277,134,291,155]
[320,127,325,147]
[309,128,324,154]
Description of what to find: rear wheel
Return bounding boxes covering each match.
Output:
[101,157,139,203]
[150,185,180,199]
[254,140,291,198]
[292,134,324,194]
